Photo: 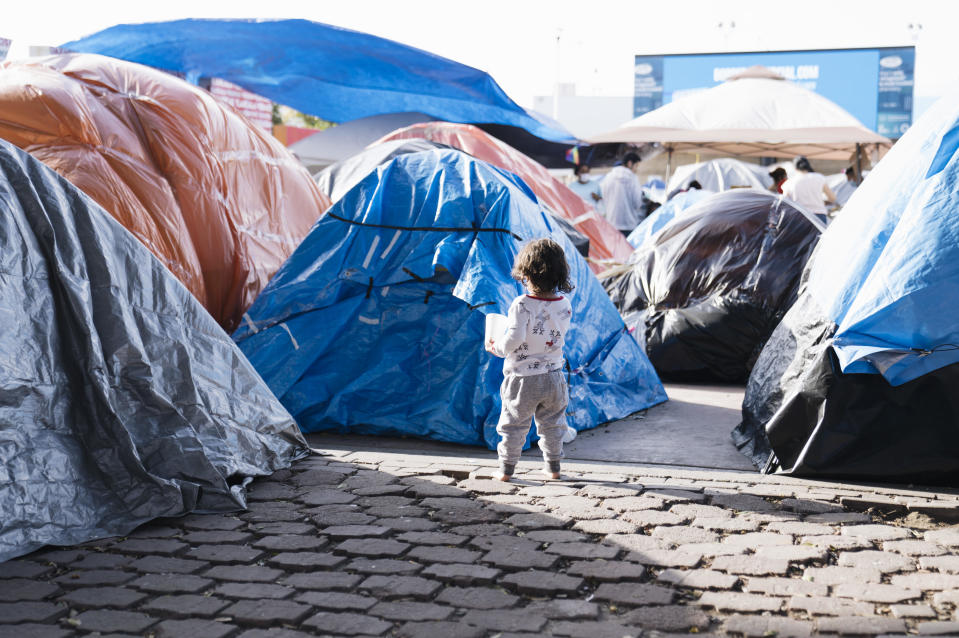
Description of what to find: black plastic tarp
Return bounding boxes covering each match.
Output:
[605,190,823,382]
[0,139,308,562]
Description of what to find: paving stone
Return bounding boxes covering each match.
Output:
[431,507,500,524]
[525,529,588,543]
[549,620,641,638]
[72,610,157,633]
[543,542,620,559]
[838,550,916,572]
[368,600,452,621]
[405,546,482,564]
[215,582,295,599]
[141,594,231,617]
[519,484,579,497]
[670,504,732,520]
[918,620,959,634]
[253,534,329,552]
[345,558,423,574]
[435,585,519,609]
[723,614,813,637]
[458,479,518,494]
[296,590,377,610]
[176,515,246,531]
[367,505,428,518]
[722,531,793,546]
[577,485,642,498]
[766,521,836,535]
[805,512,872,524]
[889,603,937,618]
[322,524,390,539]
[221,599,313,626]
[0,601,67,623]
[803,566,882,585]
[834,583,921,603]
[744,576,828,596]
[186,545,265,564]
[657,568,738,589]
[469,535,540,553]
[815,615,907,635]
[501,570,584,595]
[266,551,347,571]
[602,496,665,512]
[304,610,393,635]
[524,599,600,620]
[651,526,718,545]
[711,555,789,576]
[841,524,912,541]
[0,561,52,579]
[572,519,638,534]
[298,488,357,506]
[58,586,146,608]
[396,621,485,638]
[788,596,875,616]
[54,569,134,586]
[566,560,647,581]
[592,582,675,605]
[129,555,210,574]
[644,489,705,504]
[250,522,315,535]
[892,572,959,590]
[680,542,748,557]
[622,605,711,632]
[181,530,253,544]
[401,474,457,486]
[358,575,441,599]
[247,482,300,500]
[396,531,468,546]
[920,555,959,572]
[29,549,84,564]
[697,591,784,612]
[421,563,500,585]
[153,618,237,638]
[112,539,187,555]
[800,534,874,550]
[460,609,547,632]
[626,549,702,568]
[203,565,284,582]
[294,468,349,486]
[621,510,684,527]
[601,533,665,552]
[884,540,949,556]
[710,493,777,511]
[0,623,71,638]
[240,504,303,522]
[503,512,568,529]
[280,572,362,590]
[0,578,60,601]
[335,538,410,557]
[68,553,133,570]
[481,548,558,569]
[128,573,213,594]
[690,516,760,532]
[755,544,828,562]
[781,498,844,513]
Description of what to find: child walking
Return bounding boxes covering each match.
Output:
[486,238,574,481]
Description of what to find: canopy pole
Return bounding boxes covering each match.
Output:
[665,146,673,182]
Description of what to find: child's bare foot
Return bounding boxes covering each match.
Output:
[496,473,512,482]
[542,470,561,480]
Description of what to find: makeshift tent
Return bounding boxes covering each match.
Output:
[665,158,772,198]
[734,90,959,485]
[826,171,858,206]
[60,19,575,144]
[289,112,433,174]
[234,149,667,449]
[315,139,590,258]
[0,53,329,332]
[588,67,890,160]
[377,122,634,267]
[626,188,713,248]
[0,139,308,562]
[606,190,824,382]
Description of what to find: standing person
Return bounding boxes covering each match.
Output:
[768,167,788,194]
[486,239,574,482]
[568,163,603,212]
[782,156,836,216]
[600,152,645,236]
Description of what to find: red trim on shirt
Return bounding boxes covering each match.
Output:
[526,295,564,301]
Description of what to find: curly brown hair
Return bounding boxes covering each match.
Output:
[511,238,574,295]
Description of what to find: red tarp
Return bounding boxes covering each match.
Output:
[376,122,633,268]
[0,53,330,331]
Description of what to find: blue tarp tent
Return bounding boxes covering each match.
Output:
[233,149,666,448]
[626,188,713,248]
[735,91,959,483]
[61,19,574,144]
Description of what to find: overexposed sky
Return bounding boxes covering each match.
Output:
[4,0,956,109]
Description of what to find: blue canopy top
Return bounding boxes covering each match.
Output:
[61,19,575,143]
[806,90,959,386]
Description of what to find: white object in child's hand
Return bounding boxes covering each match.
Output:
[563,426,578,443]
[485,313,508,354]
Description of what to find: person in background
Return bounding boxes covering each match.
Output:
[782,156,836,217]
[600,152,645,236]
[568,163,603,213]
[769,167,788,194]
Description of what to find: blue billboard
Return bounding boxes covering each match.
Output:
[634,47,914,137]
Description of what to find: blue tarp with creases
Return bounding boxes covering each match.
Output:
[60,19,575,144]
[0,139,308,563]
[233,149,667,449]
[802,90,959,386]
[626,188,713,248]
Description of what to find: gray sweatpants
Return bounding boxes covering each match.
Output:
[496,370,568,474]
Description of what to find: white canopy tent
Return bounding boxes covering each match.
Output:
[666,157,772,197]
[588,67,890,164]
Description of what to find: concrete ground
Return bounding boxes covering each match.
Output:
[3,384,959,637]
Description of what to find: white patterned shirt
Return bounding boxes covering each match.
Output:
[489,294,572,376]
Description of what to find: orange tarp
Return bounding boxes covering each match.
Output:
[0,53,330,331]
[376,122,633,268]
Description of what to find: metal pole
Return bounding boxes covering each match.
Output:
[856,143,863,185]
[665,147,673,182]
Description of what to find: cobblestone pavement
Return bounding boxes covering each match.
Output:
[3,446,959,638]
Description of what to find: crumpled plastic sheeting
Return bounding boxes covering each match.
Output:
[376,122,633,268]
[0,53,330,332]
[0,140,308,563]
[234,149,666,449]
[315,138,590,258]
[606,190,822,382]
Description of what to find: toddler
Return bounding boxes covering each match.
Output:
[486,238,574,481]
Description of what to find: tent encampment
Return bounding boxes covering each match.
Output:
[606,190,824,382]
[377,122,634,267]
[665,158,772,198]
[0,53,329,332]
[0,139,308,562]
[625,188,713,248]
[234,149,667,449]
[733,90,959,485]
[588,67,890,161]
